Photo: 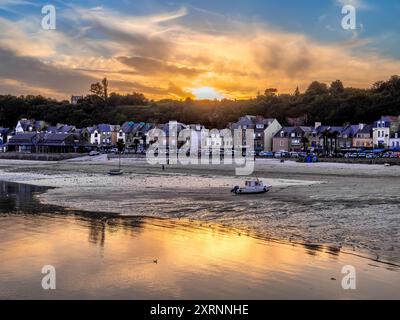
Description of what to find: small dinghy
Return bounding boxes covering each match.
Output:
[231,179,271,195]
[108,169,123,176]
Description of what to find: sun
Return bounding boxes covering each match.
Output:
[191,87,225,100]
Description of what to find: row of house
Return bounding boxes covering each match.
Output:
[1,117,282,154]
[272,116,400,153]
[1,115,399,154]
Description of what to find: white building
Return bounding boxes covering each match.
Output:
[390,132,400,149]
[373,116,396,148]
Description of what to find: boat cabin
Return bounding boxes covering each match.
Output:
[245,181,262,187]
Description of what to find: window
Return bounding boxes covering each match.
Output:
[280,141,284,147]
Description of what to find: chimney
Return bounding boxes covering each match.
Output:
[315,122,322,129]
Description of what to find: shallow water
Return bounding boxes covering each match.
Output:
[0,180,399,299]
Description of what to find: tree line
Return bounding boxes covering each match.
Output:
[1,76,400,129]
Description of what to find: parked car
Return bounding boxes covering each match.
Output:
[290,152,299,158]
[275,151,289,158]
[89,150,100,156]
[259,151,274,158]
[366,153,378,159]
[345,153,358,158]
[383,152,396,158]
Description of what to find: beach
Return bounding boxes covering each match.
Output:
[0,157,400,299]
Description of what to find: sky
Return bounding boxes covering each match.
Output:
[0,0,400,100]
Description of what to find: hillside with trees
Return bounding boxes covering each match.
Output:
[1,76,400,129]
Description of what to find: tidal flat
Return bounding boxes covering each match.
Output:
[0,158,399,299]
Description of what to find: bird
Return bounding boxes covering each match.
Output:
[153,259,158,264]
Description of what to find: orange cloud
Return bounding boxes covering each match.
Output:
[1,6,400,100]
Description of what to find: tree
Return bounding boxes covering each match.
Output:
[90,82,104,98]
[264,88,278,97]
[89,77,109,101]
[306,81,329,96]
[102,77,109,101]
[322,129,330,155]
[301,136,309,152]
[294,86,300,96]
[373,75,400,96]
[330,80,344,95]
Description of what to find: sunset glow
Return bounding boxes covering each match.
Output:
[191,87,226,100]
[1,1,400,100]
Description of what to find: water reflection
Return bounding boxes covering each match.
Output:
[0,181,48,213]
[0,180,399,299]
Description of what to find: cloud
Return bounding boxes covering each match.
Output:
[61,6,188,60]
[0,48,96,98]
[0,2,399,100]
[117,56,203,78]
[336,0,371,10]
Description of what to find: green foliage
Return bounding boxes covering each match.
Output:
[1,76,400,129]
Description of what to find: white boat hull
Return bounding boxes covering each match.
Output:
[233,185,271,195]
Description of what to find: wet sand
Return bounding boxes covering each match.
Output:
[0,157,400,299]
[1,211,399,299]
[1,157,399,264]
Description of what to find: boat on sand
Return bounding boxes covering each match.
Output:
[231,179,271,195]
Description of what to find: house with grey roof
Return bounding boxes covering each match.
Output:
[230,115,282,152]
[273,127,293,152]
[390,131,400,149]
[338,124,365,149]
[15,119,47,134]
[90,124,115,148]
[38,133,84,153]
[373,116,400,148]
[353,124,373,148]
[120,122,155,152]
[7,133,43,153]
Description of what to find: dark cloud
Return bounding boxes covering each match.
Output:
[110,79,169,96]
[110,80,193,98]
[117,56,202,78]
[0,48,96,95]
[257,42,313,77]
[88,20,171,60]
